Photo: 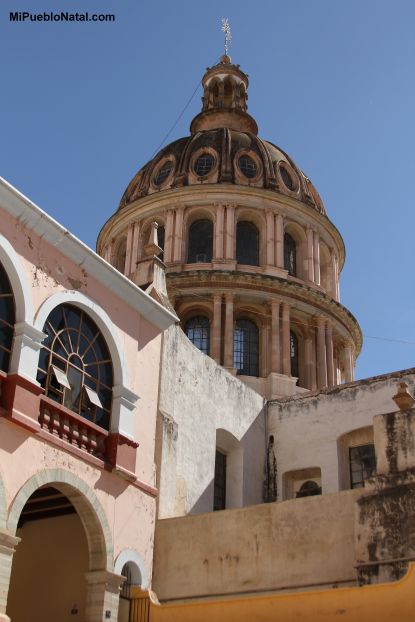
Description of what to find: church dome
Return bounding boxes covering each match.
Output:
[118,56,326,216]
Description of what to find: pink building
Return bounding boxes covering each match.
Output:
[0,178,176,621]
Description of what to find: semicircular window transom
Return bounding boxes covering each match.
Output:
[37,304,113,430]
[185,316,210,355]
[239,155,258,179]
[0,262,15,373]
[194,153,214,177]
[154,160,173,186]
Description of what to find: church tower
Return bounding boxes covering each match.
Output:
[97,55,361,398]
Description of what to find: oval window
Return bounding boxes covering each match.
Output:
[280,165,295,191]
[194,153,214,176]
[154,160,173,186]
[239,155,257,179]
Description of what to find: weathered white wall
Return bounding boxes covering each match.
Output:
[269,371,415,498]
[153,489,361,600]
[157,326,266,517]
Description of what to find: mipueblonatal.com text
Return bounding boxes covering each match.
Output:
[10,11,115,23]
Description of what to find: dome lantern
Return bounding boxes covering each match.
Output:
[190,57,258,135]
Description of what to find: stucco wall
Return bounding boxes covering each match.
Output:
[269,371,415,498]
[153,489,361,600]
[157,326,266,517]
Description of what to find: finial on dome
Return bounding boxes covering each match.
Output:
[221,17,232,56]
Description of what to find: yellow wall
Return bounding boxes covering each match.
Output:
[7,513,88,622]
[147,563,415,622]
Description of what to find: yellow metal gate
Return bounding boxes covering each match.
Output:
[129,588,150,622]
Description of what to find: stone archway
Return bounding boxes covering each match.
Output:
[6,469,123,622]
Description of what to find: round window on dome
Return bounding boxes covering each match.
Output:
[154,160,173,186]
[280,164,296,191]
[194,153,214,177]
[239,155,258,179]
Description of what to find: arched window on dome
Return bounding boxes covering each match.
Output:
[233,319,259,377]
[36,304,113,430]
[284,233,297,277]
[184,316,210,355]
[236,221,259,266]
[290,330,299,378]
[223,78,233,108]
[157,225,165,260]
[0,261,15,373]
[113,237,127,274]
[187,220,213,264]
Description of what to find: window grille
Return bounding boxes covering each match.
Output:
[154,160,173,186]
[233,319,259,377]
[213,450,227,511]
[296,480,321,498]
[0,262,15,373]
[284,233,297,276]
[36,304,113,430]
[290,331,299,378]
[239,155,257,179]
[185,316,210,355]
[349,444,376,489]
[280,165,295,191]
[194,154,214,176]
[187,219,213,263]
[236,221,259,266]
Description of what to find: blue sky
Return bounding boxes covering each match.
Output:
[1,0,414,380]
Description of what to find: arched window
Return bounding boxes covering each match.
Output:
[296,480,322,498]
[114,238,127,274]
[187,220,213,263]
[0,261,15,373]
[36,304,113,430]
[290,330,299,378]
[185,316,210,355]
[233,319,259,377]
[284,233,297,276]
[236,221,259,266]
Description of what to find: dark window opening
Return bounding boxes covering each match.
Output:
[284,233,297,277]
[195,154,214,177]
[236,221,259,266]
[36,304,113,430]
[296,480,321,498]
[184,316,210,355]
[213,450,227,511]
[154,160,173,186]
[187,219,213,263]
[233,319,259,377]
[239,155,257,179]
[280,165,295,191]
[157,225,165,260]
[290,331,299,378]
[349,444,376,489]
[0,262,15,373]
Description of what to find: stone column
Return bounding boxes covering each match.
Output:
[317,316,327,388]
[325,321,335,387]
[104,240,113,263]
[223,293,235,370]
[164,209,175,263]
[271,300,281,374]
[307,226,314,282]
[313,229,320,286]
[211,294,222,363]
[225,204,236,260]
[84,570,125,622]
[265,210,275,267]
[343,340,354,383]
[261,318,270,377]
[275,213,284,268]
[214,204,225,260]
[173,205,184,263]
[0,529,21,621]
[310,326,317,390]
[281,302,290,376]
[304,334,313,389]
[331,250,340,301]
